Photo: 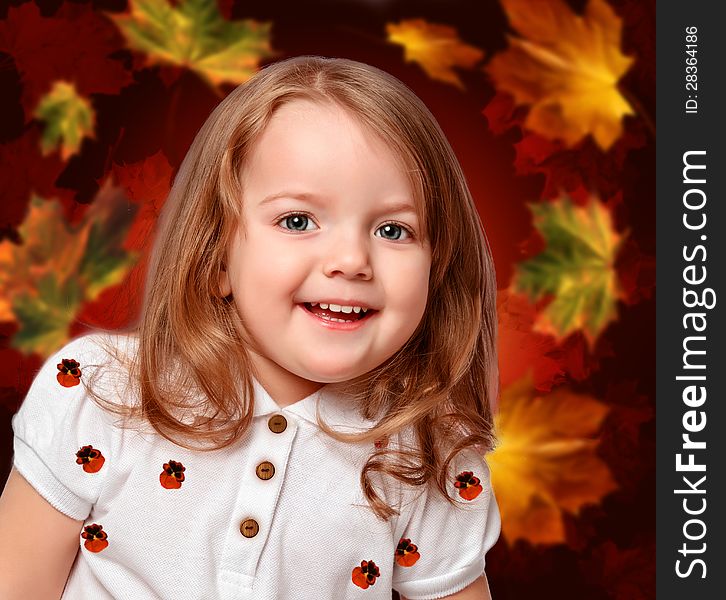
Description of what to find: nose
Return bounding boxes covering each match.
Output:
[322,230,373,280]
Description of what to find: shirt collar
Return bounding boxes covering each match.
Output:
[251,377,378,433]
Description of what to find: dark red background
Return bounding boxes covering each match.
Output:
[0,0,655,597]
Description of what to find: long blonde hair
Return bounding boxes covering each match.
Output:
[95,56,498,521]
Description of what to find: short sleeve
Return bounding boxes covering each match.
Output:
[392,450,501,600]
[11,333,122,520]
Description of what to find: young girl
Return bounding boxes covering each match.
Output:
[0,56,500,599]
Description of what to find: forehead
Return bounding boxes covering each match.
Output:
[241,99,425,218]
[245,99,397,172]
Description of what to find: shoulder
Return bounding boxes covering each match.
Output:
[392,446,500,600]
[56,330,138,391]
[11,331,140,519]
[13,331,141,438]
[55,330,138,370]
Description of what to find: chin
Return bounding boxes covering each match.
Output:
[299,360,371,384]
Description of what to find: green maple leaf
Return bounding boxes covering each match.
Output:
[79,191,139,301]
[34,81,95,161]
[0,192,138,358]
[12,275,83,357]
[109,0,275,87]
[512,196,625,346]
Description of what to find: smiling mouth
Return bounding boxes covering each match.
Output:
[301,302,378,323]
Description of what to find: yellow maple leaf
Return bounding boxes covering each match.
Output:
[34,81,95,161]
[108,0,274,88]
[487,0,634,149]
[386,19,484,89]
[488,373,617,544]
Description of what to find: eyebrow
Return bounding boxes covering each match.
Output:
[258,191,418,214]
[258,191,323,207]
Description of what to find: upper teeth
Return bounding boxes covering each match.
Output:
[311,302,368,313]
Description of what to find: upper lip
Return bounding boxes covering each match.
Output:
[299,299,379,310]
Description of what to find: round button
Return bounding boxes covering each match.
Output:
[268,414,287,433]
[256,461,275,480]
[240,518,259,538]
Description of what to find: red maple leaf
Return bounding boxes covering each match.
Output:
[0,3,132,124]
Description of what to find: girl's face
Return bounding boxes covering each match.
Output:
[220,99,432,403]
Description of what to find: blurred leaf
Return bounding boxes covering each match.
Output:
[34,81,95,161]
[513,127,648,202]
[489,374,617,544]
[386,19,484,89]
[512,195,624,347]
[111,152,172,257]
[108,0,274,88]
[0,198,88,322]
[497,289,596,393]
[0,2,134,118]
[12,275,82,357]
[487,0,634,149]
[79,191,138,301]
[0,189,138,357]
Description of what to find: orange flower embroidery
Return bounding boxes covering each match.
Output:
[160,460,186,489]
[395,537,420,567]
[57,359,82,387]
[352,560,380,589]
[81,523,108,552]
[76,445,105,473]
[454,470,483,500]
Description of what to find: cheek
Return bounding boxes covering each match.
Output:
[233,238,308,295]
[386,257,431,325]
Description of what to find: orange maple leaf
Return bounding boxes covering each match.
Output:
[0,199,89,322]
[386,19,484,89]
[488,373,617,544]
[487,0,634,149]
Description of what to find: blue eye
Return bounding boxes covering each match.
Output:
[376,223,412,241]
[278,213,316,231]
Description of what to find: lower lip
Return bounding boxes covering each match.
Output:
[297,304,377,331]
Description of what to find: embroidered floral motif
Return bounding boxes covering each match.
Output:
[160,460,186,489]
[56,359,82,387]
[76,445,105,473]
[352,560,380,589]
[454,470,483,500]
[81,523,108,552]
[395,537,420,567]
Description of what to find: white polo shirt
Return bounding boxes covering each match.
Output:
[12,333,500,599]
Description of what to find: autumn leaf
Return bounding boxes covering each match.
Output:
[497,289,596,393]
[386,19,484,89]
[0,199,86,322]
[107,0,274,88]
[0,186,138,357]
[488,374,617,544]
[112,151,172,252]
[0,2,133,121]
[487,0,634,149]
[33,81,95,161]
[482,92,526,136]
[11,275,83,358]
[513,127,648,202]
[511,195,625,347]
